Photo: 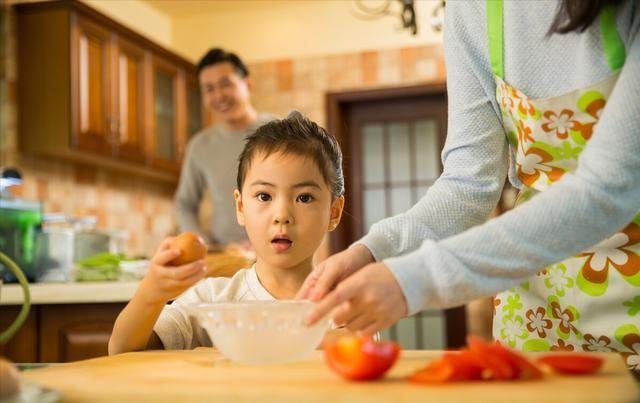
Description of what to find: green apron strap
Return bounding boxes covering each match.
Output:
[486,1,625,79]
[486,0,504,79]
[600,4,626,71]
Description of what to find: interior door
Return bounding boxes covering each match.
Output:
[327,84,466,349]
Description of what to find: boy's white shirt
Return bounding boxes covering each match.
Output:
[153,265,274,350]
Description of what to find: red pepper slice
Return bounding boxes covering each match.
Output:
[536,354,604,375]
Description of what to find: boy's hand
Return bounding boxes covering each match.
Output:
[136,237,207,305]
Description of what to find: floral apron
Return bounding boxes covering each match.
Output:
[488,1,640,371]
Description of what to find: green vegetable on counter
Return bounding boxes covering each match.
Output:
[74,252,124,282]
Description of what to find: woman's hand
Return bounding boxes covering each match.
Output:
[136,237,207,305]
[296,244,374,301]
[304,261,409,335]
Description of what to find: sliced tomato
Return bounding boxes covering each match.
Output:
[409,358,456,384]
[467,335,516,380]
[325,335,400,381]
[410,351,485,384]
[492,341,543,380]
[536,354,604,375]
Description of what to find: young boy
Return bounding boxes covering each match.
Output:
[109,111,346,353]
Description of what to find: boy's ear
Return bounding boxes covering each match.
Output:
[328,195,345,232]
[234,189,245,226]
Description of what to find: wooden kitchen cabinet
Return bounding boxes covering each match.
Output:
[148,55,182,173]
[0,303,124,363]
[0,306,38,363]
[16,0,201,184]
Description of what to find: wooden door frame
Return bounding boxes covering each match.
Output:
[326,83,446,254]
[325,83,466,348]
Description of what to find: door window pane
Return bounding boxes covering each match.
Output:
[155,69,175,160]
[390,185,412,216]
[415,119,440,181]
[363,188,386,232]
[388,122,410,183]
[362,124,384,185]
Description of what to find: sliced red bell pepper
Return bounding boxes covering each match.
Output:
[536,353,604,375]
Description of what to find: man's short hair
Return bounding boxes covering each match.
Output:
[197,48,249,78]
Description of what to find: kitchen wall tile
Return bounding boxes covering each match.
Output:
[360,50,378,85]
[415,59,438,82]
[276,59,293,92]
[399,47,417,82]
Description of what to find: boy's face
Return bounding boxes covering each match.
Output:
[234,151,344,271]
[199,62,252,124]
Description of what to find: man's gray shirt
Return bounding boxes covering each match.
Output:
[174,113,276,245]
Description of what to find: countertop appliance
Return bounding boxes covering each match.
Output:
[0,168,43,283]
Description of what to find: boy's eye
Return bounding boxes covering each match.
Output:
[256,192,271,202]
[297,194,314,203]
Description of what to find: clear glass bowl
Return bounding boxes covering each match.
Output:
[189,300,329,365]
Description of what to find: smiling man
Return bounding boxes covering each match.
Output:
[174,48,276,247]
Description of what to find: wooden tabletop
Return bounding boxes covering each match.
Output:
[21,349,639,403]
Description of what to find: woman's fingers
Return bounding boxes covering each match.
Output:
[304,272,361,326]
[308,245,375,301]
[305,261,409,334]
[295,267,322,300]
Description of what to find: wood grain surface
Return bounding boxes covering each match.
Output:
[21,349,639,403]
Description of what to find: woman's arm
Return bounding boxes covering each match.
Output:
[386,2,640,315]
[357,2,509,263]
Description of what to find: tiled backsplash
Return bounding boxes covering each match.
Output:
[1,6,445,258]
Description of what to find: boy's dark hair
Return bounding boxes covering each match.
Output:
[237,111,345,199]
[197,48,249,78]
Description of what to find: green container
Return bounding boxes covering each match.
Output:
[0,198,42,282]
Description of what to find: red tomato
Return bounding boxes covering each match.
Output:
[324,336,400,381]
[536,354,604,375]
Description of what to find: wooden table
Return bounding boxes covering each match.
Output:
[21,349,639,403]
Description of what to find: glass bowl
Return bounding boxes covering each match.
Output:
[189,300,329,365]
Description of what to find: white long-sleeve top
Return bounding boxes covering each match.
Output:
[358,0,640,315]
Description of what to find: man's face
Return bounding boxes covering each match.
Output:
[234,151,343,272]
[199,62,252,124]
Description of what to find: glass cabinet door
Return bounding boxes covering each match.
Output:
[114,35,145,164]
[150,56,180,172]
[71,13,112,155]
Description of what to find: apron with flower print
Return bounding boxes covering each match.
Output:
[488,1,640,371]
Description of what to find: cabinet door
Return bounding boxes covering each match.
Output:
[0,306,38,363]
[114,36,146,164]
[148,55,182,173]
[39,303,125,363]
[71,13,114,155]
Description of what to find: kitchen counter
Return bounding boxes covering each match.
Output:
[20,349,639,403]
[0,281,139,305]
